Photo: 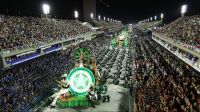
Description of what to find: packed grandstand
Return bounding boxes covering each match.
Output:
[0,6,200,112]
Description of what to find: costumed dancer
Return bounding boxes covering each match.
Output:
[50,76,70,108]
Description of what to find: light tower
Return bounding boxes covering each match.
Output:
[161,13,164,21]
[74,10,79,20]
[42,3,50,18]
[90,13,94,19]
[98,15,101,20]
[181,4,187,17]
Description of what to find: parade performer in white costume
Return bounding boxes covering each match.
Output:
[50,74,70,107]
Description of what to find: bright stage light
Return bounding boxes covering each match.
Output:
[90,13,94,19]
[98,15,101,20]
[161,13,164,19]
[42,4,50,14]
[74,10,78,19]
[181,4,187,17]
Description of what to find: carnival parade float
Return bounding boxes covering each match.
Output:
[53,48,109,108]
[111,30,129,49]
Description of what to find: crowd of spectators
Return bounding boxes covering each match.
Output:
[0,34,111,111]
[0,14,91,53]
[134,37,200,112]
[0,49,73,111]
[154,15,200,53]
[153,36,200,70]
[92,19,124,29]
[135,21,161,31]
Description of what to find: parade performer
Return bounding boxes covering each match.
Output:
[50,76,70,107]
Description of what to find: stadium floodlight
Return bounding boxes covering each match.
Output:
[155,16,157,20]
[181,4,187,17]
[98,15,101,20]
[161,13,164,19]
[90,13,94,19]
[42,4,50,14]
[150,17,153,21]
[74,10,78,20]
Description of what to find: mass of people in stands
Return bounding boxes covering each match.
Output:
[93,19,123,29]
[0,14,123,54]
[0,14,91,53]
[0,35,110,112]
[154,15,200,53]
[135,21,161,31]
[134,37,200,112]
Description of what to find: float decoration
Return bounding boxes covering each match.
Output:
[67,67,95,96]
[73,48,90,64]
[56,48,108,108]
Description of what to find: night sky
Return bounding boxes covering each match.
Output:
[0,0,200,24]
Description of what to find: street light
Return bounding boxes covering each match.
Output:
[108,18,109,21]
[161,13,164,19]
[155,16,157,20]
[42,4,50,15]
[150,17,153,21]
[181,4,187,17]
[90,13,94,19]
[104,17,106,21]
[74,10,78,20]
[98,15,101,20]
